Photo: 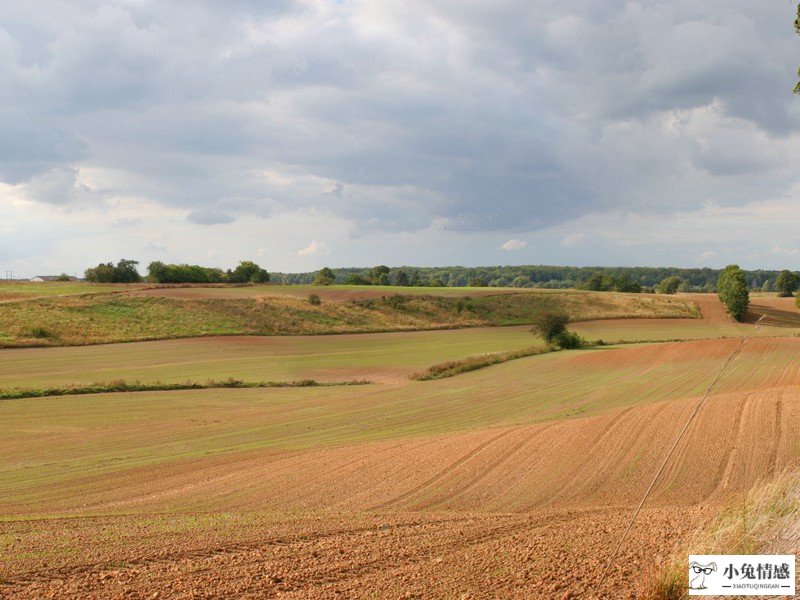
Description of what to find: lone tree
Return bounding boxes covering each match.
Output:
[228,261,270,284]
[775,270,799,297]
[532,311,569,342]
[656,276,682,295]
[313,267,336,286]
[717,264,750,321]
[532,311,584,349]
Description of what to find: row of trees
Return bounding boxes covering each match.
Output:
[84,260,270,284]
[277,265,800,292]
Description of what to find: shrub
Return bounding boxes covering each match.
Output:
[552,331,584,349]
[455,299,475,313]
[28,326,55,339]
[532,311,570,342]
[385,294,407,309]
[308,294,321,306]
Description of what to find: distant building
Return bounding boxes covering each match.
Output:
[29,275,78,282]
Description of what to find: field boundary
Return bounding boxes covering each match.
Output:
[0,378,371,400]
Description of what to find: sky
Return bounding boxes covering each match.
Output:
[1,0,799,278]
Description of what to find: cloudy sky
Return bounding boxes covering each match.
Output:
[1,0,799,277]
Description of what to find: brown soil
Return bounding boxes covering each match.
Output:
[0,508,708,599]
[2,385,798,597]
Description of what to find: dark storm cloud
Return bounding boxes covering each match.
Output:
[0,0,797,235]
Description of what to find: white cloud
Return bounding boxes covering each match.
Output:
[298,240,330,257]
[500,239,527,251]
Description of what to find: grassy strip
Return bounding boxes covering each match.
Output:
[0,378,371,400]
[641,469,800,599]
[411,345,555,380]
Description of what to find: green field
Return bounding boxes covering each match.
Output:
[0,281,148,300]
[3,336,797,511]
[0,327,541,389]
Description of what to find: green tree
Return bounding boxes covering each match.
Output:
[313,267,336,286]
[85,259,141,283]
[761,279,773,292]
[532,311,570,342]
[229,261,270,284]
[467,276,487,287]
[343,273,369,285]
[613,275,641,293]
[775,270,799,297]
[718,264,749,321]
[585,272,606,291]
[656,276,682,295]
[393,270,410,286]
[370,265,390,284]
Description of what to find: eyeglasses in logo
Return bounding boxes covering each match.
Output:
[689,561,717,590]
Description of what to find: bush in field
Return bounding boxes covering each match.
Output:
[313,267,336,286]
[532,311,570,342]
[308,294,321,306]
[656,276,683,294]
[385,294,407,309]
[718,264,749,321]
[552,330,584,349]
[28,327,56,339]
[775,270,799,297]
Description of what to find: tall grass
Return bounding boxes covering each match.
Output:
[0,291,700,348]
[642,469,800,598]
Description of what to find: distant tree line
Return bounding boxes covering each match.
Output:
[84,259,270,284]
[275,265,800,293]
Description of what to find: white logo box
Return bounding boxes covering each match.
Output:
[688,555,795,596]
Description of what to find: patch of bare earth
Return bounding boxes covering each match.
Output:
[1,508,706,599]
